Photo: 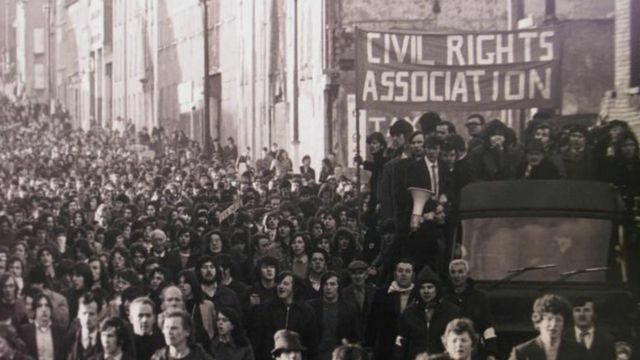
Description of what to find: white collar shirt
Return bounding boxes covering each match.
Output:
[575,326,595,349]
[36,323,55,360]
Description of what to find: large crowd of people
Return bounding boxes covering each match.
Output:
[0,96,639,360]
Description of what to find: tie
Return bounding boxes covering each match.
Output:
[579,331,588,348]
[431,164,438,196]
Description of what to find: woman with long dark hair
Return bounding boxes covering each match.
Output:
[0,274,27,327]
[280,233,311,280]
[209,307,255,360]
[176,269,217,344]
[272,219,294,261]
[109,246,132,277]
[202,230,228,258]
[332,228,359,267]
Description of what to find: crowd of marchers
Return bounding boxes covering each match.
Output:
[0,96,639,360]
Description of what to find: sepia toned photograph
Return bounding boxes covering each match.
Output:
[0,0,639,359]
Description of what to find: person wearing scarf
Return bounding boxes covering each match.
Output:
[365,259,417,360]
[394,266,461,360]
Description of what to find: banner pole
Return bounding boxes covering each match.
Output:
[354,26,363,234]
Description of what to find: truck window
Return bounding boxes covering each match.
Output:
[461,217,611,282]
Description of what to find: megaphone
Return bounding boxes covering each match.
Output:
[408,187,434,231]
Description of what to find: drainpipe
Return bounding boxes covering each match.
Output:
[292,0,299,144]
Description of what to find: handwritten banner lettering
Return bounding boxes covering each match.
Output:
[356,28,561,112]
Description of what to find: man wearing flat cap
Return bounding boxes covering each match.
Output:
[341,260,376,337]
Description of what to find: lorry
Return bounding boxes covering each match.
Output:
[456,180,638,357]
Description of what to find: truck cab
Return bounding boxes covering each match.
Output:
[456,180,638,356]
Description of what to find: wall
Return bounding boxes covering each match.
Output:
[111,0,149,132]
[156,0,205,137]
[1,0,17,96]
[522,0,614,24]
[342,0,509,32]
[218,0,328,171]
[601,0,640,134]
[559,20,614,115]
[15,0,49,103]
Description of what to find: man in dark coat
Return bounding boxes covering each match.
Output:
[20,293,67,360]
[65,291,104,360]
[394,266,460,359]
[404,134,452,214]
[569,296,616,360]
[128,297,166,360]
[90,317,136,360]
[251,271,318,360]
[468,119,521,182]
[442,259,498,360]
[365,259,418,360]
[162,228,199,276]
[378,119,414,224]
[341,260,376,337]
[306,271,361,360]
[196,255,242,313]
[562,125,597,180]
[517,140,561,180]
[509,294,588,360]
[400,134,452,273]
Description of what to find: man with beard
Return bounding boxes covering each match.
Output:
[164,228,198,275]
[129,297,166,360]
[251,271,318,360]
[196,255,241,313]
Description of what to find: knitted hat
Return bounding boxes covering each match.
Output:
[416,266,441,289]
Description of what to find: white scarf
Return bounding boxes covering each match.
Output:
[387,281,414,294]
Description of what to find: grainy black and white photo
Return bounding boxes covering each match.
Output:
[0,0,639,359]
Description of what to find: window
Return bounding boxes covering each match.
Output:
[462,217,611,282]
[34,63,46,89]
[33,28,45,54]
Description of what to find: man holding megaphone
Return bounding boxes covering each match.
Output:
[397,134,452,274]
